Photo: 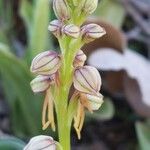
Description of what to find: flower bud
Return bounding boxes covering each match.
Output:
[24,135,56,150]
[62,24,80,38]
[53,0,70,21]
[86,93,103,110]
[48,20,63,38]
[30,51,61,76]
[81,23,106,43]
[73,50,87,67]
[30,75,52,93]
[82,0,98,15]
[73,66,102,94]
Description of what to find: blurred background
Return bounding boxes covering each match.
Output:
[0,0,150,149]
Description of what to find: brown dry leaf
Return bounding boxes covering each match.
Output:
[124,75,150,117]
[101,71,124,96]
[88,48,150,117]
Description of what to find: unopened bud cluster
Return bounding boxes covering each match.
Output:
[27,0,106,149]
[48,0,106,43]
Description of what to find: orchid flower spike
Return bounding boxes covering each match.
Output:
[29,0,106,148]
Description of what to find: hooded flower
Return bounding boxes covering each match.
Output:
[81,23,106,43]
[24,135,56,150]
[30,51,61,76]
[62,24,80,38]
[73,65,101,95]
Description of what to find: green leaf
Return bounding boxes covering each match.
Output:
[0,137,25,150]
[0,1,13,44]
[27,0,50,60]
[19,0,33,38]
[135,121,150,150]
[95,0,125,28]
[86,98,115,121]
[0,43,43,137]
[0,29,9,44]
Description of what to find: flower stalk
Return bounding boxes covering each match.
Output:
[26,0,106,150]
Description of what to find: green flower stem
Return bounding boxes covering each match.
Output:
[57,106,71,150]
[55,38,82,150]
[54,9,85,148]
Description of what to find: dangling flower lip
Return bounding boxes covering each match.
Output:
[73,65,102,95]
[74,101,85,140]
